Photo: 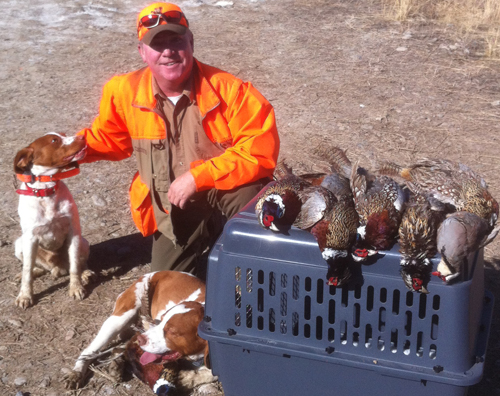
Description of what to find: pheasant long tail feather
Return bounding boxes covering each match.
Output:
[273,159,294,180]
[314,145,352,178]
[376,161,403,178]
[350,161,366,199]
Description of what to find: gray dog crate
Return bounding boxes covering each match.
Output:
[199,193,494,396]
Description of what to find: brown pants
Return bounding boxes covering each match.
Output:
[151,178,269,277]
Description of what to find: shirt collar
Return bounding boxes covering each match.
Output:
[152,75,195,104]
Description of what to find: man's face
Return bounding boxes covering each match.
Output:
[139,31,194,92]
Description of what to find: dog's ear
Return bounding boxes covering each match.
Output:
[14,147,34,173]
[204,343,211,369]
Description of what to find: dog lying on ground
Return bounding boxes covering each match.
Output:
[14,132,93,308]
[63,271,217,394]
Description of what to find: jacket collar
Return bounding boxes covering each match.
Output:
[131,59,220,118]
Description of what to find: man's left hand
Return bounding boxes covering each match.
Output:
[168,171,197,209]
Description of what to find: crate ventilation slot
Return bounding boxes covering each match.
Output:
[232,268,442,360]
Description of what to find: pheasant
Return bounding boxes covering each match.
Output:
[255,161,337,232]
[398,194,444,293]
[434,211,498,284]
[308,147,360,286]
[126,333,181,395]
[377,158,499,233]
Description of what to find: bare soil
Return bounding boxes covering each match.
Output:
[1,0,499,395]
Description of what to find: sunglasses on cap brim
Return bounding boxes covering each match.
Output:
[138,10,188,30]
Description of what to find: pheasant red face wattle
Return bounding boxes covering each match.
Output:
[263,214,274,228]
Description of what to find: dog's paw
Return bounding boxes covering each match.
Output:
[81,269,96,286]
[62,370,83,390]
[15,293,34,309]
[69,282,86,300]
[51,267,68,278]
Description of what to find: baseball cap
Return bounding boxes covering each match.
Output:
[137,2,190,46]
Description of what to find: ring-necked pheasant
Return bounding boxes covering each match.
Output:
[378,158,499,283]
[377,158,498,232]
[314,146,405,261]
[255,161,337,232]
[309,170,359,287]
[398,194,444,293]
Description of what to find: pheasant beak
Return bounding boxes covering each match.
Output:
[327,277,339,287]
[411,278,429,294]
[432,271,447,282]
[354,249,368,258]
[262,214,274,228]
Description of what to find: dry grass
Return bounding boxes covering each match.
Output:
[382,0,500,57]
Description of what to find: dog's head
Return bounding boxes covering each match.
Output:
[137,301,208,366]
[14,132,86,174]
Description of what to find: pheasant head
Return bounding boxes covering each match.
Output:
[258,195,285,231]
[400,257,432,294]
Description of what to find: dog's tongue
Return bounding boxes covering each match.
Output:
[139,351,182,366]
[140,352,162,365]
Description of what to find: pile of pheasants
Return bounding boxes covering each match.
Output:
[255,146,499,294]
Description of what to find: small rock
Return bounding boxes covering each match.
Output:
[102,385,116,395]
[215,0,233,6]
[491,100,500,107]
[439,44,449,50]
[359,104,365,108]
[92,195,106,207]
[8,319,22,328]
[40,376,51,387]
[402,31,412,40]
[15,392,24,396]
[60,367,71,375]
[14,377,27,386]
[396,46,407,52]
[449,44,458,50]
[65,329,75,340]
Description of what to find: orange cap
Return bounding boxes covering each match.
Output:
[137,3,189,45]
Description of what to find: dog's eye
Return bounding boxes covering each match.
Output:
[51,138,58,143]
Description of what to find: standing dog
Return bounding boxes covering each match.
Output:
[64,271,211,391]
[14,132,92,308]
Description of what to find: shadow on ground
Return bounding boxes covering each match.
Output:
[88,232,152,280]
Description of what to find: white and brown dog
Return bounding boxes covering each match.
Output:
[14,132,92,309]
[64,271,213,390]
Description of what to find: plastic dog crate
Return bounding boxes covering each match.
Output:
[199,193,494,396]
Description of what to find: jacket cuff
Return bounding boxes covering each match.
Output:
[190,162,215,192]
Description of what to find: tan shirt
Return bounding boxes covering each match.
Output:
[150,77,224,239]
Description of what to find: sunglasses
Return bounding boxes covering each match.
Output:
[138,10,188,30]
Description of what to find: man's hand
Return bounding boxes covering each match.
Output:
[168,171,197,209]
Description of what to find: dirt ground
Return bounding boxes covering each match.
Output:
[1,0,499,395]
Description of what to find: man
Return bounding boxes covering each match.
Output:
[79,2,280,275]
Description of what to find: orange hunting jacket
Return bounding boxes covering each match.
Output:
[78,59,279,236]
